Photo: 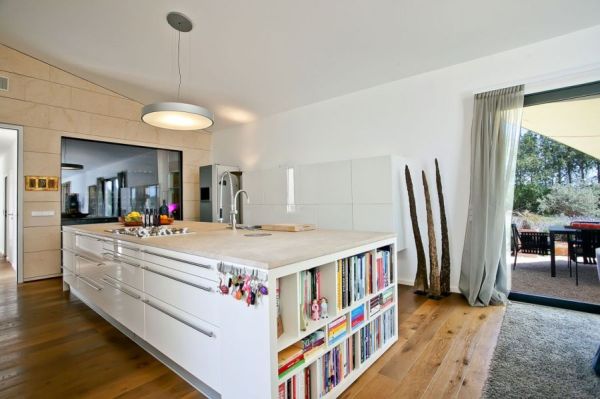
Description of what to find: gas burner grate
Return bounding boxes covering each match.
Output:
[106,226,191,239]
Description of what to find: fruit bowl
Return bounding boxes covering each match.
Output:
[124,220,143,227]
[160,217,175,225]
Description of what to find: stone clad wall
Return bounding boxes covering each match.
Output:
[0,44,211,280]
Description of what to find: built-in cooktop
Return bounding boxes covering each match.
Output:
[105,226,192,239]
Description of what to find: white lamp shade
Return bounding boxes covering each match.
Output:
[141,102,214,130]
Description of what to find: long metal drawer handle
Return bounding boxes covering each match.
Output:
[75,253,104,266]
[75,232,112,243]
[141,266,212,292]
[101,276,142,300]
[116,242,141,252]
[102,252,141,268]
[142,299,214,338]
[79,276,103,291]
[142,250,212,270]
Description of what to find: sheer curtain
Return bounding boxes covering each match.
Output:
[459,85,524,306]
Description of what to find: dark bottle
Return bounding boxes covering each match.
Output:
[159,200,169,217]
[144,208,149,227]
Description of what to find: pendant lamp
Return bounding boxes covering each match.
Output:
[141,12,214,131]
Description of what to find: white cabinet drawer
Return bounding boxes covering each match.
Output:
[75,251,104,279]
[75,233,106,255]
[98,275,144,338]
[113,240,142,259]
[142,247,218,282]
[63,265,77,287]
[144,298,221,391]
[62,231,75,250]
[143,263,218,325]
[100,252,143,291]
[75,274,105,306]
[62,249,76,273]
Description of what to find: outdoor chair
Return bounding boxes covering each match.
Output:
[511,224,550,270]
[568,231,600,286]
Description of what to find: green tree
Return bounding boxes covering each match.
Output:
[537,184,600,217]
[513,129,600,213]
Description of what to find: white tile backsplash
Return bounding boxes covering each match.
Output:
[241,156,401,235]
[241,170,265,205]
[262,168,288,205]
[316,204,353,230]
[352,204,395,233]
[295,164,320,205]
[352,156,392,204]
[316,160,352,204]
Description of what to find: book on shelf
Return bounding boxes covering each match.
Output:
[369,295,381,318]
[372,248,392,293]
[319,334,358,396]
[299,268,322,329]
[279,358,305,380]
[300,330,326,360]
[279,367,311,399]
[327,314,347,344]
[359,306,395,364]
[278,345,304,378]
[350,304,365,329]
[381,286,394,309]
[337,252,372,312]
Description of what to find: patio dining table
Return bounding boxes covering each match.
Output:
[548,225,600,277]
[548,226,578,277]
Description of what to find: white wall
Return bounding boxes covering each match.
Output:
[0,128,18,270]
[213,25,600,291]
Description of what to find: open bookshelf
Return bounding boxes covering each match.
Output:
[275,242,398,399]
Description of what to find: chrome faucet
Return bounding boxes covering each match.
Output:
[231,190,249,231]
[218,171,235,225]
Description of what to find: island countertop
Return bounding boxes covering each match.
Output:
[62,221,395,270]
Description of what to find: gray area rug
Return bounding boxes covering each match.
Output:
[483,302,600,399]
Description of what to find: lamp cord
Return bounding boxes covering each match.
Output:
[177,28,182,101]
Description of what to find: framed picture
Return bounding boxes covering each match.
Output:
[25,176,59,191]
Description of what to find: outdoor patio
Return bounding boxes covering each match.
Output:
[511,253,600,304]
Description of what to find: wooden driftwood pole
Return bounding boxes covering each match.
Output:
[405,166,428,295]
[422,171,442,299]
[435,159,451,296]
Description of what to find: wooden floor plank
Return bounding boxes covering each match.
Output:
[0,260,505,399]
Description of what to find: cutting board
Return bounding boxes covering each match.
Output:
[260,223,316,232]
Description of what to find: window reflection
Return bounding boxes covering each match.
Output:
[61,138,182,223]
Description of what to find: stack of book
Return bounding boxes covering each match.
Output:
[300,268,321,325]
[278,346,305,380]
[368,295,381,318]
[350,304,365,330]
[336,253,369,312]
[278,367,311,399]
[381,286,394,310]
[359,306,395,364]
[301,330,325,360]
[320,336,357,396]
[327,314,347,345]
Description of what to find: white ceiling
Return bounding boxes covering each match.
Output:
[1,1,600,131]
[522,95,600,160]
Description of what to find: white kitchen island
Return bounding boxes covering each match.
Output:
[62,222,398,399]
